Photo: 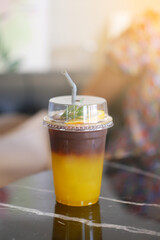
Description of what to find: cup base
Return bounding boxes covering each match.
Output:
[56,197,99,207]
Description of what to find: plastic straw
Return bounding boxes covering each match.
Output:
[62,71,77,105]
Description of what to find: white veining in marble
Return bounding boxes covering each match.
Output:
[106,161,160,180]
[99,196,160,208]
[11,184,54,193]
[57,220,65,225]
[11,184,160,209]
[0,202,160,237]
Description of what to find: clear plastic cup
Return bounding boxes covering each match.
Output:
[43,95,113,206]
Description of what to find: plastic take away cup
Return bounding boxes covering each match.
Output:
[43,95,113,206]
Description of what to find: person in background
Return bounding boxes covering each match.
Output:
[83,10,160,159]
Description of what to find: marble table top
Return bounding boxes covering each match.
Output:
[1,155,160,240]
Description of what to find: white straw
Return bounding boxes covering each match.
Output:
[62,71,77,105]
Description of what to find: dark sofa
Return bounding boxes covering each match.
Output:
[0,71,91,114]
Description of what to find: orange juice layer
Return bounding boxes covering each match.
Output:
[51,152,104,206]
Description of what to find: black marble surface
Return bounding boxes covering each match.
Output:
[1,155,160,240]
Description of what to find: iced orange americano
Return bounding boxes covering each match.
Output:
[43,96,113,206]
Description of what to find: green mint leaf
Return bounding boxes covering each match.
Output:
[61,106,85,120]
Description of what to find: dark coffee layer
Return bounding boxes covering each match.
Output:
[49,129,107,155]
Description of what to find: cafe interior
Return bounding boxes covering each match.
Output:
[1,1,160,239]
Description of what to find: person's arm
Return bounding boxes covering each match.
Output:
[0,111,51,187]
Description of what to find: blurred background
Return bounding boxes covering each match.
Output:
[1,0,160,115]
[1,0,160,186]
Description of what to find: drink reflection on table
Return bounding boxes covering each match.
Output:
[52,202,102,240]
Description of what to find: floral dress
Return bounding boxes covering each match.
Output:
[106,11,160,159]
